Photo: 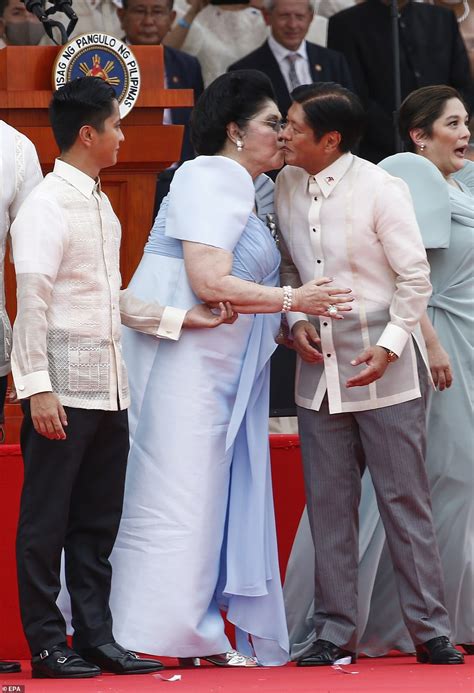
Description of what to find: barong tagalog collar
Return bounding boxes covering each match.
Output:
[308,150,353,198]
[54,158,99,199]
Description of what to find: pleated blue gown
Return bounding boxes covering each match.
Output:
[109,156,289,665]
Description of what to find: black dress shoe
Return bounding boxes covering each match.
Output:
[79,642,163,675]
[296,639,356,666]
[460,643,474,655]
[0,660,21,673]
[416,636,464,664]
[31,645,101,679]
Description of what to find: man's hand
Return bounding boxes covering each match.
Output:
[30,392,68,440]
[426,341,453,391]
[183,302,238,329]
[346,345,391,388]
[292,321,324,363]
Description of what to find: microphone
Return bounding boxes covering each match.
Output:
[21,0,78,44]
[21,0,48,21]
[49,0,78,21]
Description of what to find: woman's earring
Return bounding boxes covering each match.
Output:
[419,143,426,152]
[236,139,244,152]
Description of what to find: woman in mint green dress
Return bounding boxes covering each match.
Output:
[359,86,474,655]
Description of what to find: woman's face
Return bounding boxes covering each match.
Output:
[416,98,470,177]
[239,100,286,175]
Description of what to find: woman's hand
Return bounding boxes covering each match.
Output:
[293,277,353,318]
[184,302,238,329]
[427,340,453,391]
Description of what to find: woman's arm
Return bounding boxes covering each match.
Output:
[183,241,353,316]
[162,0,207,50]
[420,312,453,391]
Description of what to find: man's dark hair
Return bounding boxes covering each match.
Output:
[398,85,469,152]
[121,0,174,10]
[191,69,276,155]
[49,77,117,152]
[0,0,8,17]
[291,82,366,152]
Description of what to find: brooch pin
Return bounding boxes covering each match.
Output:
[266,213,279,247]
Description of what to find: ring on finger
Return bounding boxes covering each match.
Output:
[327,304,338,316]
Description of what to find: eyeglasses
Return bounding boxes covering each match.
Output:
[243,118,287,132]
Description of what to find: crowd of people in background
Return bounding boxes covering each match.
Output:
[0,0,472,681]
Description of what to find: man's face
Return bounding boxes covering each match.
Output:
[265,0,313,52]
[0,0,43,45]
[280,101,332,174]
[117,0,176,45]
[92,100,125,170]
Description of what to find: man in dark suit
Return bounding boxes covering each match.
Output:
[228,0,353,117]
[327,0,473,163]
[117,0,204,210]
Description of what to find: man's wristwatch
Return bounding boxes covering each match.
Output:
[381,346,398,363]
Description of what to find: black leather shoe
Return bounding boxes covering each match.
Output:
[31,645,101,678]
[0,660,21,673]
[296,639,356,666]
[79,642,163,675]
[416,636,464,664]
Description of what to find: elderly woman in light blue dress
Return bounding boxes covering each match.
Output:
[108,70,353,667]
[284,85,473,659]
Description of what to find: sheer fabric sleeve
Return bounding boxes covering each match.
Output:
[119,288,186,341]
[378,153,451,249]
[165,156,255,252]
[11,273,54,398]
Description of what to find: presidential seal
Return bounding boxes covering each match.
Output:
[52,33,141,118]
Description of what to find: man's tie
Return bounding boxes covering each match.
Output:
[286,53,301,91]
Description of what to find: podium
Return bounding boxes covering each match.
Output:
[0,44,193,442]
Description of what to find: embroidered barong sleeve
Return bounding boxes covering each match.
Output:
[119,288,186,340]
[373,176,432,356]
[11,197,66,399]
[9,135,43,221]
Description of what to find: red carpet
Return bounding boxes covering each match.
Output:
[1,655,472,692]
[0,437,306,660]
[2,439,472,691]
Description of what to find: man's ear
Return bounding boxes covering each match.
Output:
[117,7,126,29]
[78,124,96,148]
[262,9,272,27]
[325,130,341,152]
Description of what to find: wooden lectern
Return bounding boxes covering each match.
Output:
[0,44,193,442]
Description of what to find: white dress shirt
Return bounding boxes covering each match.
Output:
[267,35,313,93]
[276,153,432,414]
[11,159,185,410]
[0,121,42,377]
[175,1,268,86]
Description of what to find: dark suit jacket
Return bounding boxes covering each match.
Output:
[164,45,204,163]
[328,0,473,163]
[228,39,354,116]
